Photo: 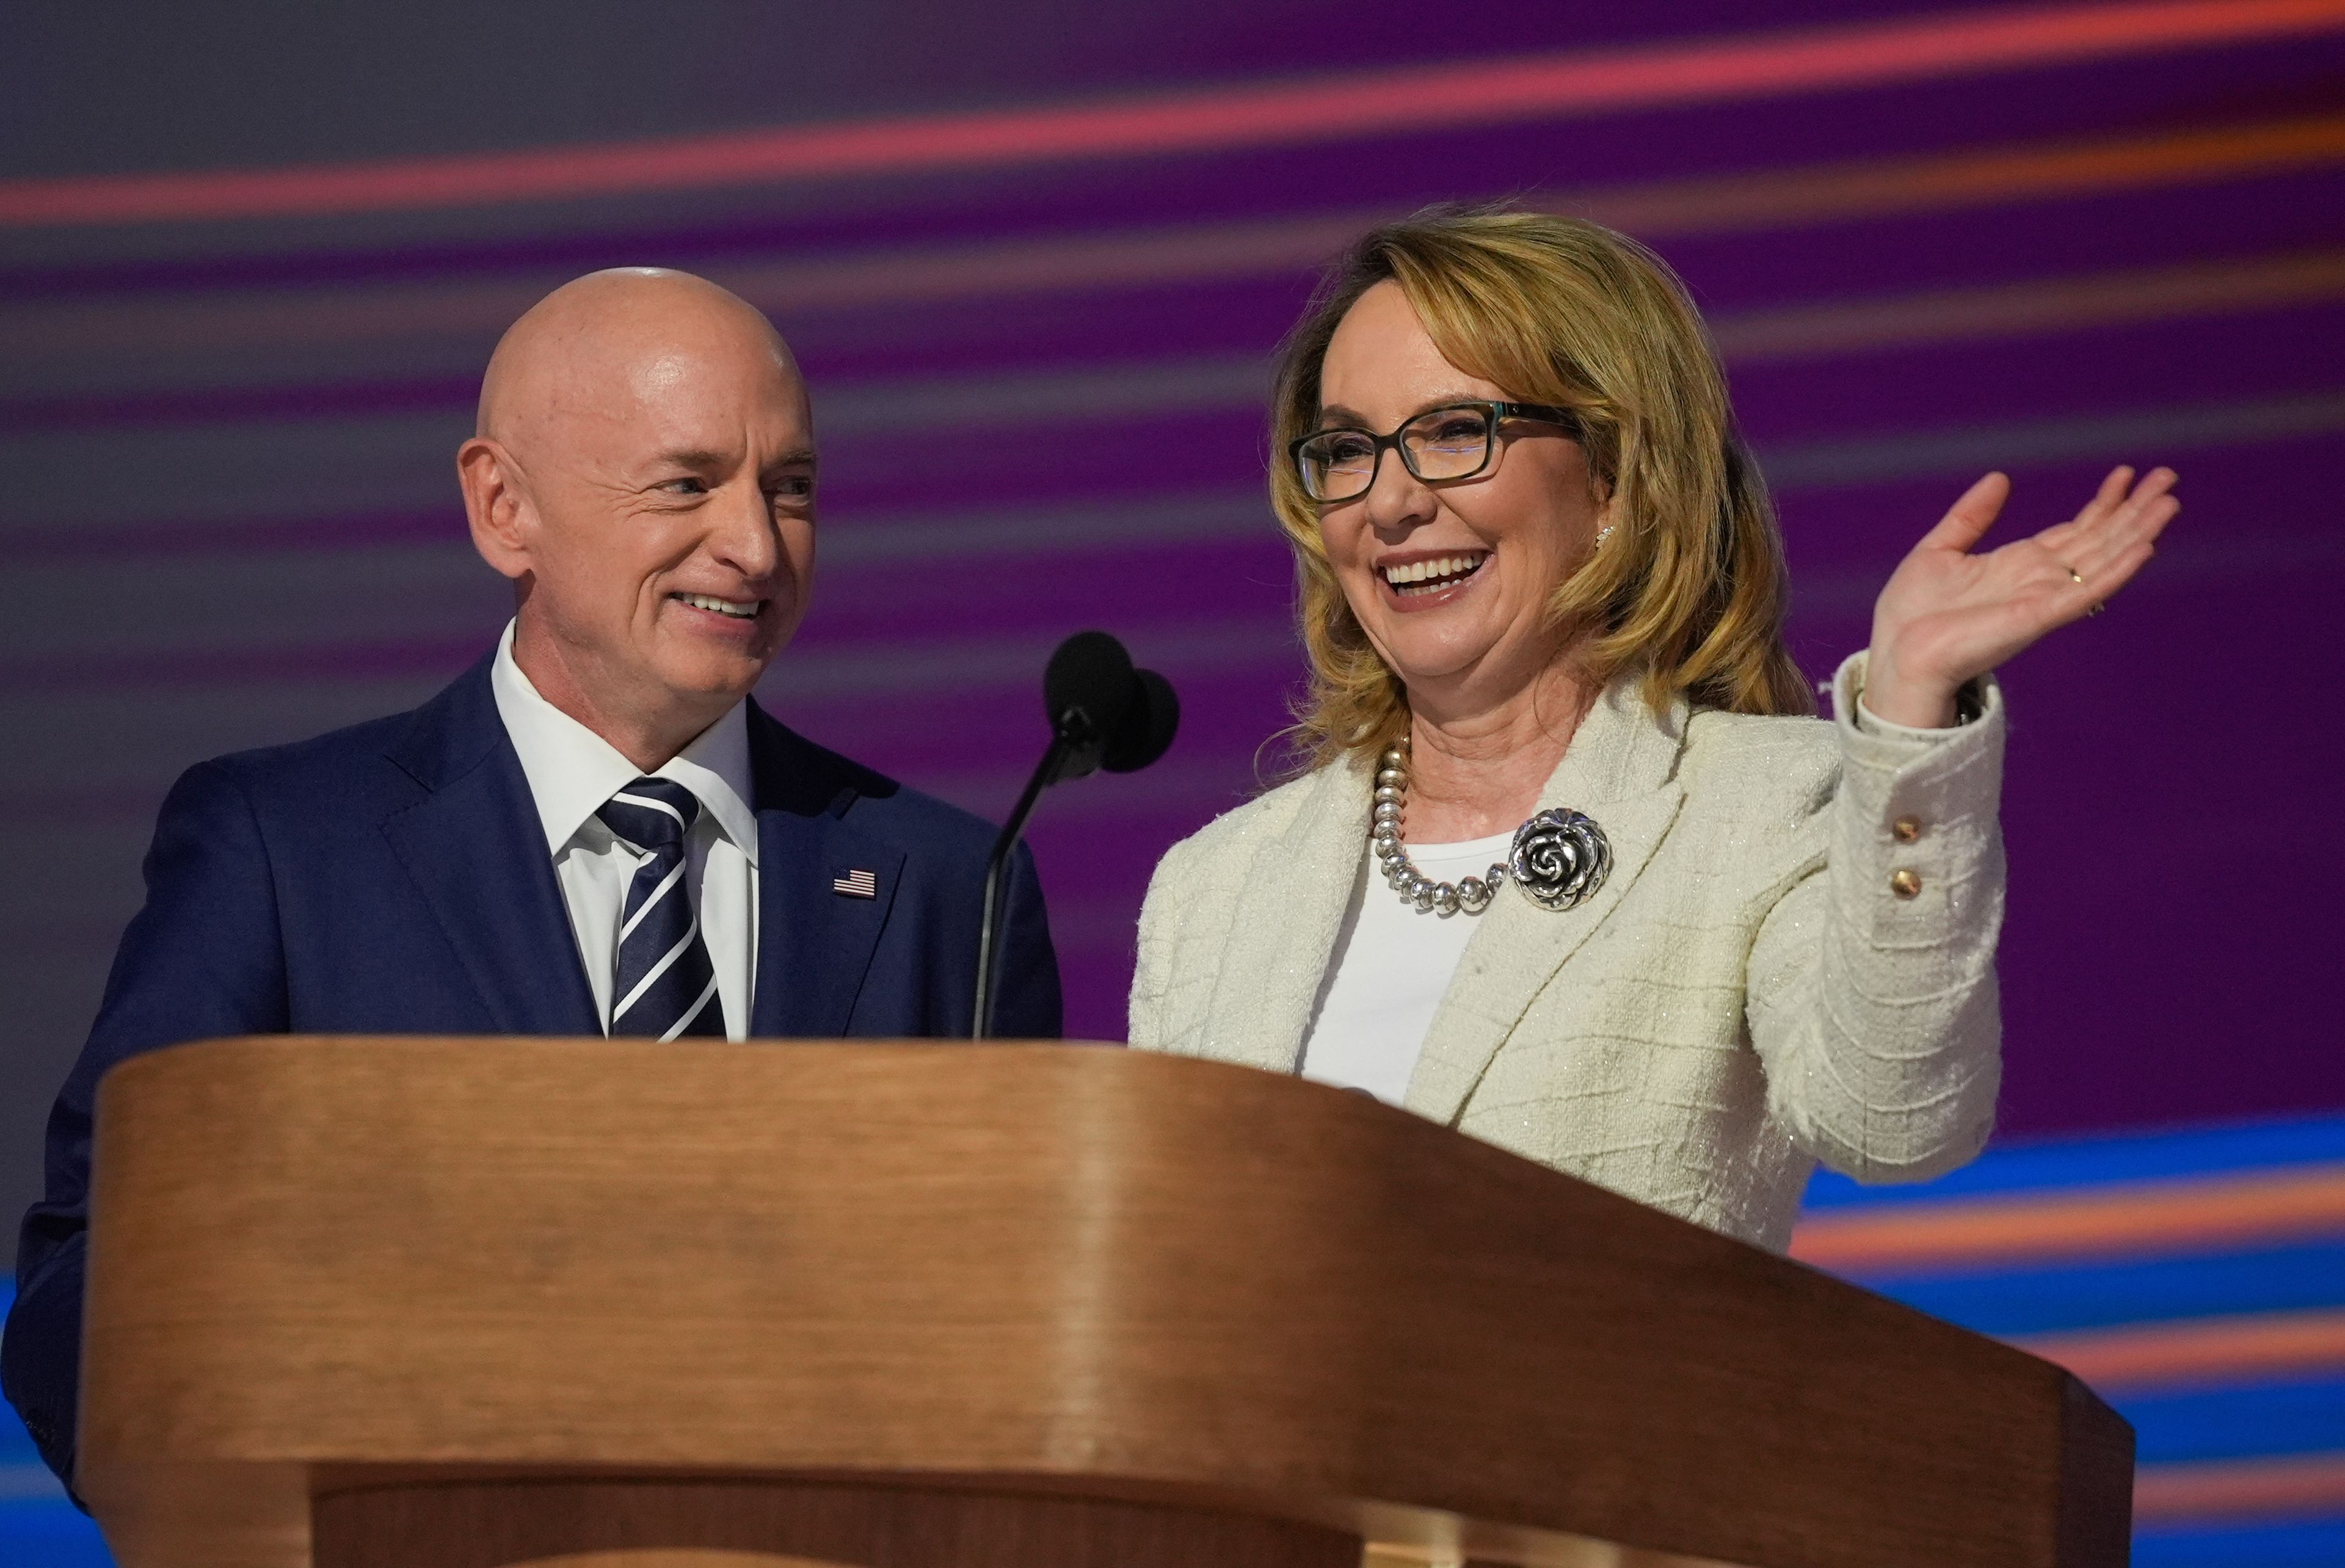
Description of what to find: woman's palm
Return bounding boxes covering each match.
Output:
[1868,466,2178,712]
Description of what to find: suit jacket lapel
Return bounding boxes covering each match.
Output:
[743,704,901,1039]
[1405,683,1690,1127]
[1196,755,1371,1073]
[379,657,601,1037]
[751,808,903,1038]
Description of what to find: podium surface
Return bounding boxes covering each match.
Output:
[79,1038,2129,1567]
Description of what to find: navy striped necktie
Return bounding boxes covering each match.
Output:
[596,778,724,1040]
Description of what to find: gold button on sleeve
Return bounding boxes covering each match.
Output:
[1889,868,1922,898]
[1892,815,1922,843]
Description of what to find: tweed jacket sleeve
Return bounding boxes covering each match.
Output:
[1128,833,1200,1051]
[1743,652,2006,1182]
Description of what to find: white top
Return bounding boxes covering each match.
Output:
[1298,829,1516,1105]
[488,621,760,1038]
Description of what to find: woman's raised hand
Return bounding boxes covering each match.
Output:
[1860,466,2178,728]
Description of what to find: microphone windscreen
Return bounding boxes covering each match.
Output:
[1102,667,1179,774]
[1044,630,1135,734]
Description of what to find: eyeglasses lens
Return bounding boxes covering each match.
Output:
[1404,408,1494,480]
[1297,408,1494,501]
[1298,430,1375,501]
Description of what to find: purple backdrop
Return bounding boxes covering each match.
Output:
[4,1,2342,1226]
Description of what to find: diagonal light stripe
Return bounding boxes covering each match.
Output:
[810,248,2345,432]
[1713,249,2345,361]
[2017,1307,2345,1394]
[2134,1450,2345,1526]
[1762,388,2345,490]
[13,247,2345,451]
[690,117,2345,318]
[4,385,2342,699]
[0,614,1303,698]
[824,355,1265,434]
[1791,1163,2345,1274]
[1583,111,2345,240]
[5,1,2344,227]
[2,386,2340,674]
[15,113,2345,368]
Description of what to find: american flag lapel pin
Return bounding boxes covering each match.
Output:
[831,868,878,899]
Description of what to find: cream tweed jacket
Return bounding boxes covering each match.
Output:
[1129,653,2005,1252]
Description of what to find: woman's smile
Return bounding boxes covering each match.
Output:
[1375,547,1492,612]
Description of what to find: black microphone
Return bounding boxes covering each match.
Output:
[972,631,1181,1039]
[1101,668,1179,775]
[1039,630,1136,783]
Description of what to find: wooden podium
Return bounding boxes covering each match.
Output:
[78,1038,2130,1568]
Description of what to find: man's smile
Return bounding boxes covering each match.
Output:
[669,592,763,620]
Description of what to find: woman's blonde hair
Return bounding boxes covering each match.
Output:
[1270,204,1812,766]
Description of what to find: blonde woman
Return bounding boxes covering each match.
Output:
[1128,208,2176,1249]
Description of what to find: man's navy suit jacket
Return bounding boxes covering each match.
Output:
[1,653,1060,1492]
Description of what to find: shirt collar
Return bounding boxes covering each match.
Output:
[489,621,761,867]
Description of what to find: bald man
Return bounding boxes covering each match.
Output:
[4,270,1061,1495]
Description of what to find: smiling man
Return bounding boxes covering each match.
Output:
[2,269,1061,1496]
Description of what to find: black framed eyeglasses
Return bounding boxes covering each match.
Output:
[1289,400,1578,503]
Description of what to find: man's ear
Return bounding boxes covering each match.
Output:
[459,437,533,581]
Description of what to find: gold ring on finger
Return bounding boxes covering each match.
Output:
[2067,566,2085,584]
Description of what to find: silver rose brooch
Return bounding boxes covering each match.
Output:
[1508,808,1613,911]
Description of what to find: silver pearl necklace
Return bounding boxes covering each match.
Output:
[1371,739,1615,918]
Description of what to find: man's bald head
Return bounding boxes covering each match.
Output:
[459,267,820,771]
[476,267,805,445]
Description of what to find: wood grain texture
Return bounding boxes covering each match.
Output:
[511,1555,855,1568]
[78,1038,2132,1568]
[311,1478,1357,1568]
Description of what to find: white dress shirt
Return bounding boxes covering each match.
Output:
[488,622,758,1038]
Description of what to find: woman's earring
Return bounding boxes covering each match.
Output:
[1595,525,1614,547]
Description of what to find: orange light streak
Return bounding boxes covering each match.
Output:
[2018,1307,2345,1393]
[1583,112,2345,238]
[9,115,2345,366]
[2134,1450,2345,1524]
[1712,250,2345,358]
[4,0,2345,228]
[1791,1163,2345,1272]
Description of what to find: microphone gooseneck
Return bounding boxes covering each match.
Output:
[973,631,1180,1039]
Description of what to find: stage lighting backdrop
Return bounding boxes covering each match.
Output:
[4,1,2343,1238]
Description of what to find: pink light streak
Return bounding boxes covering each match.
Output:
[5,0,2345,228]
